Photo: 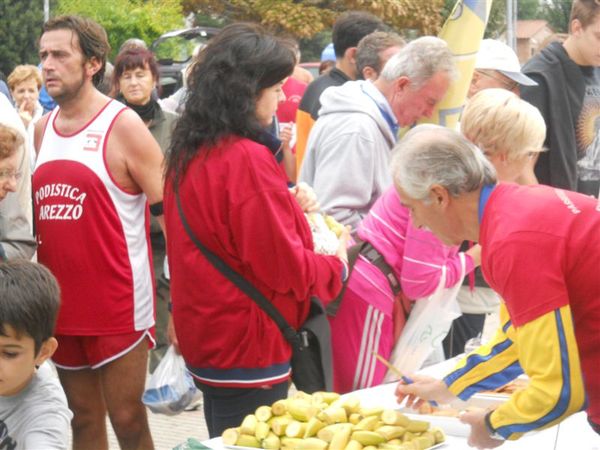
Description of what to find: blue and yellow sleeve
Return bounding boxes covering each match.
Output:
[487,305,586,440]
[444,303,523,400]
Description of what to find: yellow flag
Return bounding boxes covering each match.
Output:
[419,0,493,129]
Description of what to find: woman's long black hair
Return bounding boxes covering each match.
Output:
[166,23,295,183]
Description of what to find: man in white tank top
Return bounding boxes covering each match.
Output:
[33,16,164,450]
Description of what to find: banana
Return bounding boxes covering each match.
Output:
[271,399,288,416]
[328,424,352,450]
[402,431,416,443]
[256,405,273,422]
[285,421,306,438]
[413,434,435,450]
[235,434,261,448]
[318,406,347,424]
[287,400,319,422]
[341,396,361,414]
[270,416,291,436]
[381,410,410,427]
[280,437,304,448]
[240,414,257,435]
[303,417,325,438]
[317,423,346,442]
[431,427,446,444]
[378,444,405,450]
[292,391,313,402]
[312,391,341,404]
[353,415,379,431]
[375,425,406,440]
[255,421,271,440]
[406,420,429,433]
[221,428,239,446]
[348,413,362,425]
[261,432,281,449]
[344,440,364,450]
[350,431,386,446]
[282,437,328,450]
[324,214,345,237]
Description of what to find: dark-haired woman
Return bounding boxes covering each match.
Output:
[163,23,349,437]
[113,49,176,372]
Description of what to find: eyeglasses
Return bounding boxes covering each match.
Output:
[475,70,519,91]
[0,170,23,181]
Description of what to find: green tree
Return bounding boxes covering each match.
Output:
[55,0,184,59]
[518,0,542,19]
[0,0,44,77]
[183,0,444,38]
[543,0,572,33]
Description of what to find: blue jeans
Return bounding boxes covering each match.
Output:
[194,379,289,437]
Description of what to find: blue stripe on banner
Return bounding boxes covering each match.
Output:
[444,338,514,390]
[502,320,512,334]
[496,310,571,437]
[460,361,523,399]
[187,361,291,384]
[464,0,488,21]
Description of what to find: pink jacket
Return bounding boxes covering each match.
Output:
[357,187,473,299]
[329,187,474,393]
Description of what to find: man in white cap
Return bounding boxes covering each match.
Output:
[468,39,537,98]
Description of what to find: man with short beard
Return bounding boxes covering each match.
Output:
[33,15,164,450]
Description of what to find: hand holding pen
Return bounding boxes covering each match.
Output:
[373,353,454,409]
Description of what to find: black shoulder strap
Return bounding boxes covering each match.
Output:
[174,183,300,346]
[325,239,368,316]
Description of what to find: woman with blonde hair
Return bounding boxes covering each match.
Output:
[443,88,547,358]
[461,88,546,184]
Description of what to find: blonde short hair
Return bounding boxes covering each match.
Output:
[461,88,546,161]
[7,65,42,91]
[0,124,22,160]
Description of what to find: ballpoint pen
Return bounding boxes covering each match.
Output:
[373,352,439,407]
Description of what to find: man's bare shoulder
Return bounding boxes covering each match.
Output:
[34,112,52,152]
[111,108,148,137]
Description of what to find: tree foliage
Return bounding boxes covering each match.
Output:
[55,0,184,59]
[0,0,44,77]
[543,0,572,33]
[183,0,444,38]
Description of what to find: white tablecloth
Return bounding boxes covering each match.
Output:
[202,356,600,449]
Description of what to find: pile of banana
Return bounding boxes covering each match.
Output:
[306,213,345,255]
[221,391,445,450]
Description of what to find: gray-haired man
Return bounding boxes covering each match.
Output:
[300,37,456,228]
[393,124,600,447]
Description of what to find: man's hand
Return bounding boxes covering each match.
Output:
[460,409,504,449]
[291,182,320,213]
[395,374,456,410]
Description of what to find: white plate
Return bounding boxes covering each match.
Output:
[225,443,448,450]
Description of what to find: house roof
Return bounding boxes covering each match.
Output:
[517,20,552,39]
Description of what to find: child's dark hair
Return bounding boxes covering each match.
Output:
[0,261,60,355]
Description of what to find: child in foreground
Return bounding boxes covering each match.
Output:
[0,260,72,449]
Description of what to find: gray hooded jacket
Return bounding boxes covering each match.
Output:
[299,80,397,228]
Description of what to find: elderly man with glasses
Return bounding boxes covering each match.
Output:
[468,39,537,98]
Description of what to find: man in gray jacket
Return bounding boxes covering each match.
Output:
[300,37,456,228]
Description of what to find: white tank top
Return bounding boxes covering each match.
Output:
[33,100,154,335]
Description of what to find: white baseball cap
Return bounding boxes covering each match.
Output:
[475,39,537,86]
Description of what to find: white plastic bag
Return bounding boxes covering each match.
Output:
[142,346,197,415]
[384,253,466,382]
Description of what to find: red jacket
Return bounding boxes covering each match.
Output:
[164,135,344,388]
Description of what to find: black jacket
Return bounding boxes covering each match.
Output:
[521,42,586,191]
